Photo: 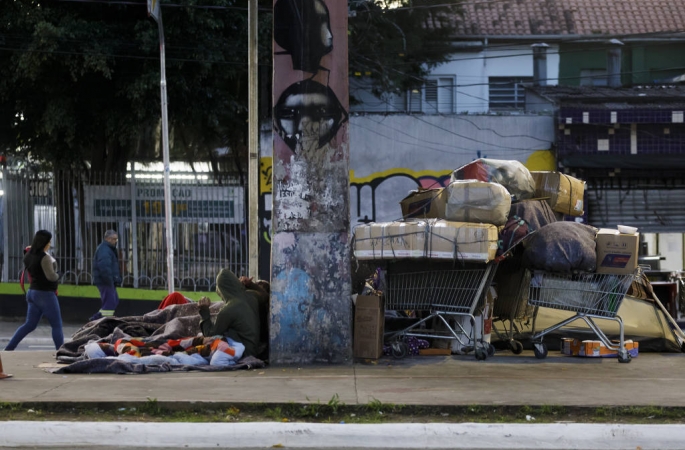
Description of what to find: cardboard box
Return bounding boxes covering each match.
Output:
[354,220,499,263]
[400,188,447,219]
[561,338,638,358]
[418,348,452,356]
[531,171,585,217]
[595,228,639,275]
[353,221,427,260]
[400,181,511,226]
[427,220,499,262]
[353,295,384,360]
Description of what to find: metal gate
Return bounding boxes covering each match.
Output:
[0,167,248,291]
[586,178,685,233]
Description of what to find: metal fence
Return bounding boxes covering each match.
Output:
[0,167,248,291]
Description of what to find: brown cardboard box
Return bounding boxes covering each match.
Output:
[400,182,510,226]
[427,220,499,262]
[354,295,384,360]
[531,171,585,216]
[595,228,639,275]
[418,348,452,356]
[399,188,447,219]
[353,221,427,260]
[354,220,498,262]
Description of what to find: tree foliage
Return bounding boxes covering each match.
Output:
[0,0,272,173]
[348,0,463,96]
[0,0,461,171]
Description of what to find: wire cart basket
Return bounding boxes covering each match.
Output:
[491,258,534,355]
[381,261,498,360]
[527,267,641,363]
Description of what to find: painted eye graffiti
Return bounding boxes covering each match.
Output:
[273,80,348,153]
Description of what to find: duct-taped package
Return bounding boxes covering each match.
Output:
[443,180,511,226]
[531,171,585,217]
[353,219,498,262]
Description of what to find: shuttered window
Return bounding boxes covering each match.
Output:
[488,77,531,111]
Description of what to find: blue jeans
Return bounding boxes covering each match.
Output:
[5,289,64,351]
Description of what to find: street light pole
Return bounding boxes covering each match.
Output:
[147,0,175,293]
[248,0,259,280]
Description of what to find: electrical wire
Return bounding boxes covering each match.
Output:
[53,0,273,12]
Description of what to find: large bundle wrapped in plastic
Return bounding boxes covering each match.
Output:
[522,221,598,273]
[443,180,511,226]
[451,158,536,201]
[509,199,558,231]
[498,199,558,255]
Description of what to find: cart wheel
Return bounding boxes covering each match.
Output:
[391,341,409,359]
[533,342,548,359]
[618,350,632,364]
[510,340,524,355]
[475,347,487,361]
[487,343,496,357]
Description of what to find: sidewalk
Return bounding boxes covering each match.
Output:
[0,319,82,350]
[3,334,685,449]
[2,319,685,407]
[2,346,685,407]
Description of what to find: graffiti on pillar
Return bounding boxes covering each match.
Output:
[274,0,333,73]
[272,0,349,233]
[273,80,348,155]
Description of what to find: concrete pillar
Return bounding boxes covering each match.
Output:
[270,0,352,364]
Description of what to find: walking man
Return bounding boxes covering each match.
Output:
[90,229,121,321]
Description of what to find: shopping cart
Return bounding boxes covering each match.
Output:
[381,261,498,360]
[492,260,534,355]
[527,267,641,363]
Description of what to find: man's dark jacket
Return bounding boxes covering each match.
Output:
[93,241,121,286]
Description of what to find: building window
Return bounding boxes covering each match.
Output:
[488,77,531,111]
[349,76,455,114]
[580,69,608,86]
[422,77,454,114]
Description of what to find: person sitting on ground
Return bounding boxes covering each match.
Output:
[197,269,262,358]
[238,276,270,359]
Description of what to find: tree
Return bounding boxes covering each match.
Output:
[348,0,464,98]
[0,0,272,174]
[0,0,462,171]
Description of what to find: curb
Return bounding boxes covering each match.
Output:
[1,421,685,449]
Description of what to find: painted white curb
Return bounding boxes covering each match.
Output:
[1,421,684,449]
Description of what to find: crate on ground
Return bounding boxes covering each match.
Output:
[561,338,639,358]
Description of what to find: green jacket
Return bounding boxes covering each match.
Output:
[199,269,260,357]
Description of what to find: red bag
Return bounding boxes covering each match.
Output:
[497,215,531,256]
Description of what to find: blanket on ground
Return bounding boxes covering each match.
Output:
[51,303,266,374]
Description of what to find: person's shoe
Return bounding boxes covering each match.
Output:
[88,312,102,322]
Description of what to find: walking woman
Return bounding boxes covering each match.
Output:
[4,230,64,351]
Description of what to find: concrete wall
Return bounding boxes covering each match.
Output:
[259,113,556,264]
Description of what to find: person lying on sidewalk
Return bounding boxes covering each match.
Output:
[197,269,264,359]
